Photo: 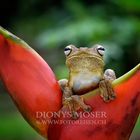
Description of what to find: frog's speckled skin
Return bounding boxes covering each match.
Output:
[59,44,116,119]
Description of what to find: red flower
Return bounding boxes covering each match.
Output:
[0,26,140,140]
[0,26,62,138]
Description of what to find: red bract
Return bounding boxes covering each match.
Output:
[0,26,140,140]
[0,26,62,138]
[48,65,140,140]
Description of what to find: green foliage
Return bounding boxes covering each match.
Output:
[36,18,111,48]
[7,0,139,78]
[114,0,140,12]
[0,113,41,140]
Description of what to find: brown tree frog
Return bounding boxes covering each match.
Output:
[59,44,116,119]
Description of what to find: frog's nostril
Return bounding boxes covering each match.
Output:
[79,48,89,54]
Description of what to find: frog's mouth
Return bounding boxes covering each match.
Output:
[67,50,103,59]
[66,54,104,64]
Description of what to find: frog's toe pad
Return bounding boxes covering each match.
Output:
[109,94,116,100]
[71,112,79,120]
[84,105,92,112]
[100,93,116,102]
[101,95,110,102]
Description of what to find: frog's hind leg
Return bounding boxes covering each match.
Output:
[63,95,92,119]
[71,95,92,112]
[63,96,78,119]
[99,69,116,102]
[59,79,77,118]
[58,79,92,119]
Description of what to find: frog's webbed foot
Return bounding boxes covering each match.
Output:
[59,79,92,119]
[63,95,92,119]
[99,69,116,102]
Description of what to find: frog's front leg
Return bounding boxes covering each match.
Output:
[99,69,116,102]
[58,79,92,119]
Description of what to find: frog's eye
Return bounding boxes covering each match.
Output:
[97,45,105,56]
[64,45,72,56]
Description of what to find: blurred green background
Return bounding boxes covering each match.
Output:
[0,0,140,140]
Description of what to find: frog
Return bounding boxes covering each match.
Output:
[59,44,116,119]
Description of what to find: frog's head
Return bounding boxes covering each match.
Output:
[64,44,105,72]
[64,44,105,59]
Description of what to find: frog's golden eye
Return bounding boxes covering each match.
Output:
[96,45,105,56]
[64,45,72,56]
